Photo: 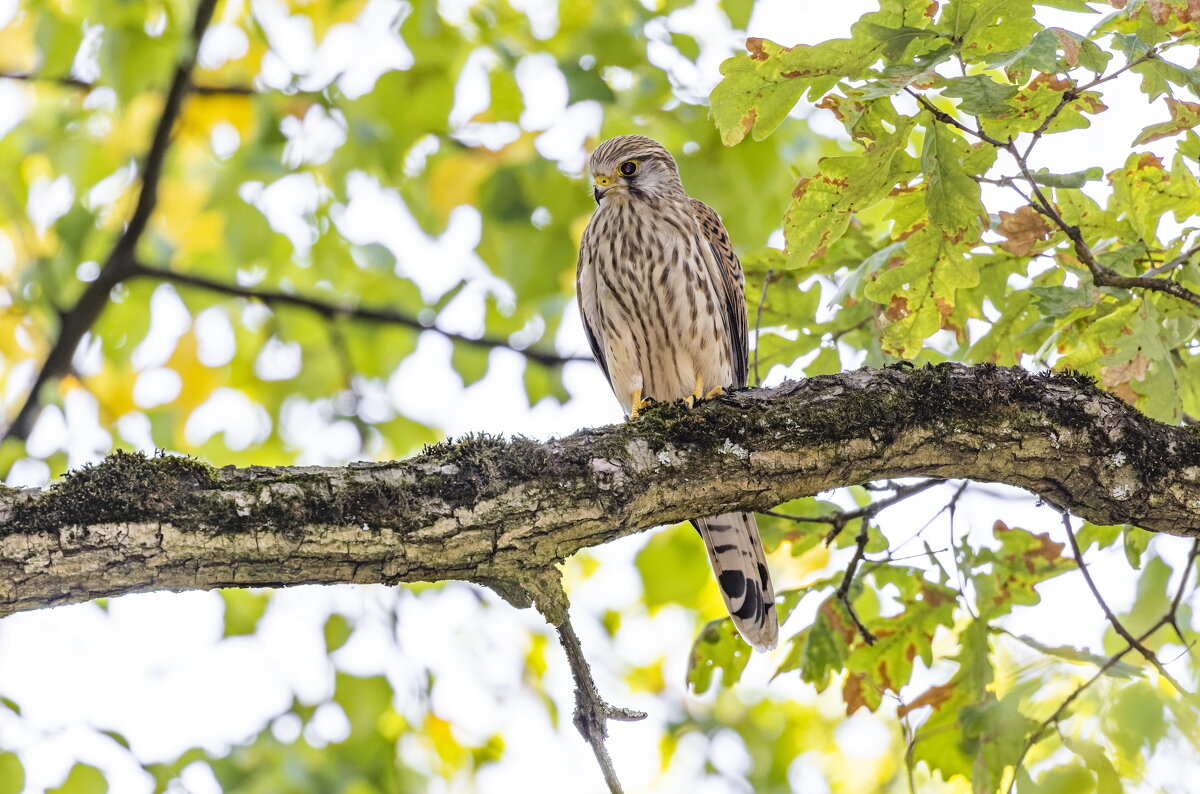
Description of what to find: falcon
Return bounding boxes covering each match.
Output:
[575,134,778,651]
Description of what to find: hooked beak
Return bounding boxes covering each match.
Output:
[593,174,614,203]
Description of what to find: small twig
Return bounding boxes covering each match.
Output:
[752,269,773,387]
[1143,242,1200,277]
[904,88,1007,147]
[836,523,877,645]
[1006,618,1169,793]
[1055,506,1194,698]
[517,568,644,794]
[763,478,942,547]
[2,0,221,442]
[1167,539,1200,644]
[129,261,588,367]
[0,70,257,96]
[913,44,1200,310]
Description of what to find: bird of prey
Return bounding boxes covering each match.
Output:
[575,134,778,651]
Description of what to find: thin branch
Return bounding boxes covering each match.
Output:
[129,261,589,367]
[837,522,877,645]
[1008,524,1200,791]
[2,0,220,442]
[555,616,645,793]
[1167,539,1200,644]
[914,72,1200,310]
[0,70,257,96]
[752,268,773,387]
[1143,241,1200,277]
[516,568,643,794]
[762,478,943,546]
[1056,507,1194,698]
[904,87,1007,147]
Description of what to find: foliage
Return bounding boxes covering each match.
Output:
[0,0,1197,792]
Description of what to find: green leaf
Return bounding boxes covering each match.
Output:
[970,521,1074,619]
[47,764,107,794]
[1030,166,1104,188]
[451,343,491,388]
[921,122,987,243]
[1062,736,1124,794]
[721,0,755,29]
[774,597,852,688]
[220,589,270,638]
[710,47,807,146]
[687,618,751,693]
[1103,681,1167,762]
[0,753,23,794]
[939,74,1018,116]
[635,522,710,610]
[324,613,353,653]
[783,115,917,266]
[1133,97,1200,145]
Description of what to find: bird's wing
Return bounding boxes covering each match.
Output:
[691,199,748,388]
[575,228,613,386]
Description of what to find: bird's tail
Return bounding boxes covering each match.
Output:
[694,512,778,651]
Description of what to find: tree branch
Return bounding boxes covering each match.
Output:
[129,261,588,367]
[0,70,257,96]
[2,0,220,442]
[0,363,1197,618]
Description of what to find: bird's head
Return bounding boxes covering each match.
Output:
[587,135,685,204]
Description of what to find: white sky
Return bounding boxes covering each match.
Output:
[0,1,1198,792]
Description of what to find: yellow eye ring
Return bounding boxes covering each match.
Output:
[618,160,639,177]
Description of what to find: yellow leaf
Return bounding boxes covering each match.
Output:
[427,153,493,221]
[0,9,36,72]
[180,94,258,142]
[154,181,225,261]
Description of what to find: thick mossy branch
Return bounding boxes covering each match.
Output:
[0,363,1197,617]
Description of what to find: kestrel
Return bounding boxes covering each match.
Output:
[575,135,778,651]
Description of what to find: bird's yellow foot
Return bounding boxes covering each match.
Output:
[630,388,653,418]
[704,386,726,400]
[684,374,705,409]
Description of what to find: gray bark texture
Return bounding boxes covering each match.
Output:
[1,363,1197,618]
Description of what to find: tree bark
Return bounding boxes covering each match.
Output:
[1,363,1197,618]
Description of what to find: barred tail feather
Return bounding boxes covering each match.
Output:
[694,512,778,651]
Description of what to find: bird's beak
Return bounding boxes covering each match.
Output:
[593,174,613,202]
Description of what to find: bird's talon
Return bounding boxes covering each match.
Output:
[704,386,726,400]
[629,388,653,418]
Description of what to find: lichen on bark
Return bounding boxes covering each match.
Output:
[0,364,1196,619]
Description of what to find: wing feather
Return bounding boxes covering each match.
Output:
[690,199,748,388]
[576,230,613,388]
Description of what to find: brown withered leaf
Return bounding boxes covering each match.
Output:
[997,205,1052,256]
[1101,352,1150,404]
[897,682,956,718]
[1050,29,1080,68]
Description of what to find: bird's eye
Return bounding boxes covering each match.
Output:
[619,160,638,177]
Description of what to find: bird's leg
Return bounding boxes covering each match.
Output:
[704,386,726,400]
[629,387,653,419]
[684,374,705,409]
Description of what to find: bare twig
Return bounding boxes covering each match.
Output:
[762,478,944,546]
[1143,242,1200,277]
[0,70,257,96]
[2,0,221,442]
[1056,507,1194,697]
[1008,532,1195,791]
[752,268,773,387]
[130,261,588,367]
[517,568,644,794]
[1167,539,1200,644]
[837,523,877,645]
